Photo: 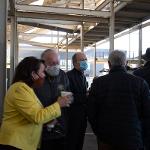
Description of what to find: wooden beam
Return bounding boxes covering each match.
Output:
[17,32,75,38]
[134,0,150,3]
[15,11,109,23]
[117,10,150,18]
[18,21,79,33]
[16,4,110,18]
[19,40,80,49]
[85,34,106,37]
[96,0,111,10]
[89,30,109,33]
[115,17,140,23]
[16,0,36,4]
[84,38,103,41]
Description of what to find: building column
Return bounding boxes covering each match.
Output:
[80,0,84,52]
[138,25,142,66]
[0,0,7,123]
[109,0,115,52]
[93,44,96,77]
[57,31,59,52]
[10,15,18,85]
[66,33,68,71]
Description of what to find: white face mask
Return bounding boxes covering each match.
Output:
[46,65,60,76]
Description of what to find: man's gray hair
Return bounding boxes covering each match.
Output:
[41,49,56,59]
[108,50,126,66]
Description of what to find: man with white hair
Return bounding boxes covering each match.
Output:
[87,50,150,150]
[34,49,70,150]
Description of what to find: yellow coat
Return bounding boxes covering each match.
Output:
[0,82,61,150]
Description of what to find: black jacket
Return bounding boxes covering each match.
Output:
[34,69,70,139]
[67,68,87,106]
[87,66,150,149]
[133,61,150,88]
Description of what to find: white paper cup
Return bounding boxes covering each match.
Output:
[61,91,72,96]
[61,91,74,104]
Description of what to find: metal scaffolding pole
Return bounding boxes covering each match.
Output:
[80,23,84,52]
[0,0,7,123]
[138,25,142,66]
[128,31,131,59]
[80,0,84,52]
[93,44,96,77]
[66,33,68,71]
[10,15,18,85]
[57,31,59,52]
[109,0,115,52]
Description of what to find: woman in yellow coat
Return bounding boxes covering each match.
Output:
[0,57,71,150]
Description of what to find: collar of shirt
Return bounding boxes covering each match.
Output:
[109,66,126,74]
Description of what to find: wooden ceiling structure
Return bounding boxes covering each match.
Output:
[8,0,150,50]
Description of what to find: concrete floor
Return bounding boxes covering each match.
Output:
[83,122,97,150]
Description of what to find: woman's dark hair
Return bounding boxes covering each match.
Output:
[12,56,45,87]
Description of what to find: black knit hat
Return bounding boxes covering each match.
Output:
[142,48,150,61]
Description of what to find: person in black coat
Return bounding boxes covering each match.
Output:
[88,50,150,150]
[133,48,150,88]
[34,49,70,150]
[66,52,88,150]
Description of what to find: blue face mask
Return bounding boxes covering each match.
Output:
[79,60,88,71]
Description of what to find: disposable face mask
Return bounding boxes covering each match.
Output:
[79,60,88,71]
[46,65,60,76]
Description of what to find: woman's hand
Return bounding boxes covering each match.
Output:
[57,96,72,107]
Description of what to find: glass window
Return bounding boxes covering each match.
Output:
[142,26,150,54]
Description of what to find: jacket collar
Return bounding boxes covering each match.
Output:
[109,66,127,74]
[73,68,84,75]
